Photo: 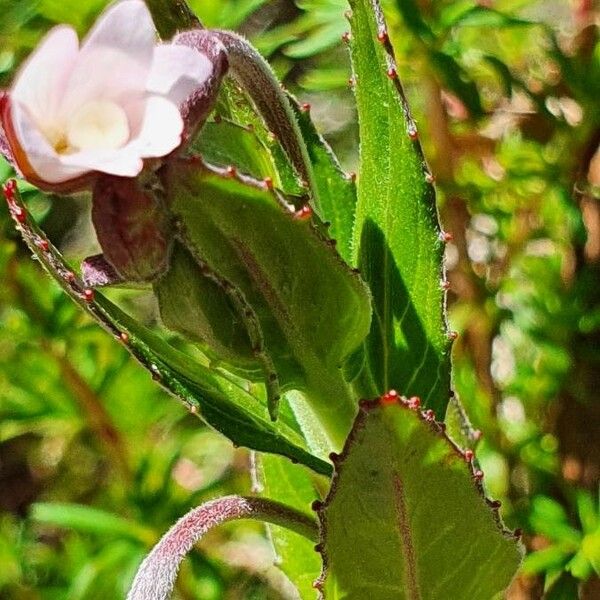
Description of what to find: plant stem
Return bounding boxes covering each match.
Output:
[210,30,321,210]
[127,495,318,600]
[305,370,359,452]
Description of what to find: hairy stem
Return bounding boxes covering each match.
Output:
[127,495,318,600]
[211,30,320,209]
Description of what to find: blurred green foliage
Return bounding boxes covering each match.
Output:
[1,0,599,598]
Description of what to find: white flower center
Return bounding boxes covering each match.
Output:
[64,100,130,152]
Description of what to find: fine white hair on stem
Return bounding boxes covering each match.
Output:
[127,495,318,600]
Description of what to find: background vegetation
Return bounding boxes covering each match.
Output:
[0,0,598,598]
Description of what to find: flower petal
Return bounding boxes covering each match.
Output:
[0,93,16,168]
[82,0,155,66]
[59,146,144,178]
[10,100,89,183]
[131,96,183,158]
[148,44,213,106]
[61,0,155,115]
[11,25,79,126]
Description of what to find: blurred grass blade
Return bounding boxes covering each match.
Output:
[31,503,154,544]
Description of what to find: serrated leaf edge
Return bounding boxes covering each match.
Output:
[312,394,523,598]
[3,179,332,477]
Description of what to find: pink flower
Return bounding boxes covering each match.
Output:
[0,0,213,191]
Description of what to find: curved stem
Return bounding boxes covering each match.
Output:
[127,495,318,600]
[210,30,321,210]
[144,0,201,39]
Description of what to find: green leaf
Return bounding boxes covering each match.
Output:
[316,398,522,599]
[575,490,598,534]
[163,161,371,447]
[31,503,154,544]
[522,546,570,575]
[581,530,600,577]
[348,0,451,415]
[290,97,357,265]
[529,496,582,545]
[68,541,141,600]
[4,185,331,476]
[155,242,260,373]
[260,454,323,597]
[193,119,275,183]
[197,93,305,197]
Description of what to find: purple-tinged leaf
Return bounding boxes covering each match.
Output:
[172,30,229,143]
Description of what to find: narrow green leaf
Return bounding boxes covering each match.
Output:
[523,546,570,575]
[316,398,522,599]
[290,97,357,265]
[260,455,323,597]
[395,0,435,42]
[4,185,331,476]
[349,0,451,414]
[163,161,371,447]
[582,530,600,576]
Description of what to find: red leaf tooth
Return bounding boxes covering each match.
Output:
[423,409,435,421]
[380,389,399,405]
[294,205,313,220]
[407,396,421,409]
